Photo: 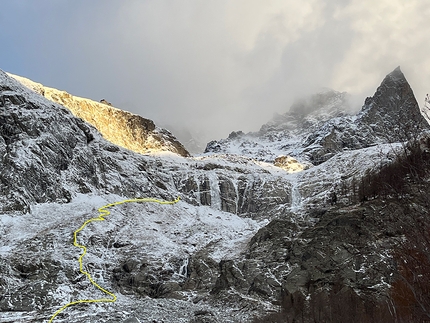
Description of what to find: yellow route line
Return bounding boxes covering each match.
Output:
[48,196,180,323]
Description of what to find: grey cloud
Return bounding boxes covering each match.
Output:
[0,0,429,146]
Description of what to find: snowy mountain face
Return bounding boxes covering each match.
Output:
[1,67,430,323]
[0,70,294,322]
[205,90,350,166]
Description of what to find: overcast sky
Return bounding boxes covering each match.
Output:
[1,1,429,143]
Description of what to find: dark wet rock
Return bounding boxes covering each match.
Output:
[211,260,248,295]
[199,177,211,206]
[112,257,189,298]
[0,256,62,312]
[183,253,218,291]
[218,176,237,213]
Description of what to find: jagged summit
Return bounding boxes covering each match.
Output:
[205,67,430,165]
[356,66,427,141]
[360,66,419,118]
[9,73,190,157]
[387,65,402,79]
[299,67,429,163]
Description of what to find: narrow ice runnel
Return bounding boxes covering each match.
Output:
[178,258,189,277]
[290,176,303,212]
[208,173,221,210]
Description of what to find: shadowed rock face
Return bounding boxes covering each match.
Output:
[9,73,190,157]
[359,66,423,130]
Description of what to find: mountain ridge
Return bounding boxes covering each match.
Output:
[8,73,190,157]
[205,67,429,165]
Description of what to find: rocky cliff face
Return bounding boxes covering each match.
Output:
[1,67,430,323]
[9,74,190,157]
[0,70,170,213]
